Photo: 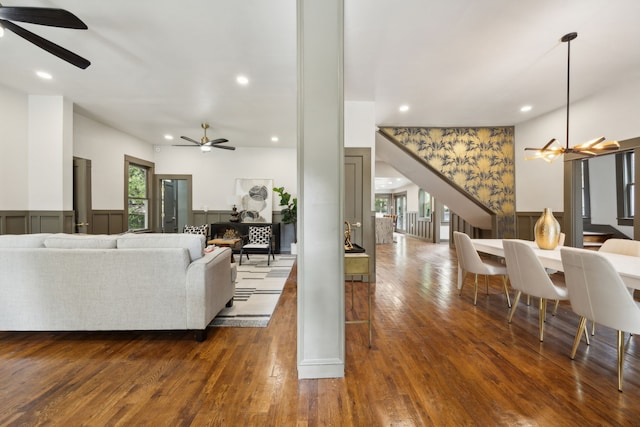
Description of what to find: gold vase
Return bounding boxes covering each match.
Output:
[534,208,561,250]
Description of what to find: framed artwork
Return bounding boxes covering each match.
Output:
[235,178,273,223]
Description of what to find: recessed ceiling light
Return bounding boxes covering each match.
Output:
[399,104,410,112]
[164,134,174,140]
[271,136,279,142]
[236,75,249,85]
[36,70,52,80]
[520,105,532,112]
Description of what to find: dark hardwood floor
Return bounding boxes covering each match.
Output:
[1,234,639,426]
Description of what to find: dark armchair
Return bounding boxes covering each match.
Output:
[239,225,275,266]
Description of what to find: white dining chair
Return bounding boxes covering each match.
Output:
[600,238,640,257]
[561,247,640,391]
[453,231,511,307]
[585,238,640,336]
[503,240,569,341]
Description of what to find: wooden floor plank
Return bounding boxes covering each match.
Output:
[0,234,639,425]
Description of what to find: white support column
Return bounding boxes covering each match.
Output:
[297,0,345,379]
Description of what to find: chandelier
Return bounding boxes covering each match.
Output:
[525,32,619,162]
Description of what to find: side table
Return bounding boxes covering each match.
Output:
[208,238,241,262]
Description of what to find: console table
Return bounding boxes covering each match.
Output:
[345,253,372,347]
[210,222,281,254]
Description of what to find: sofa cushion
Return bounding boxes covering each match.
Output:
[0,233,51,248]
[117,233,205,261]
[44,234,118,249]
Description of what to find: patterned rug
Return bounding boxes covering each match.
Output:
[209,254,295,327]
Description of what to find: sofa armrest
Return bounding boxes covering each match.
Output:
[185,247,234,329]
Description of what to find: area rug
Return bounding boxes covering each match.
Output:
[209,254,296,327]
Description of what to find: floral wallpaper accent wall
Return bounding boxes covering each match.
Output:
[380,126,515,238]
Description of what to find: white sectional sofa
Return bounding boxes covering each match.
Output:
[0,233,235,341]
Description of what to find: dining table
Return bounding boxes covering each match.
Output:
[458,238,640,291]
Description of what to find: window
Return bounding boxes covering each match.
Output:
[581,159,591,219]
[394,193,407,231]
[125,156,154,231]
[375,194,391,214]
[419,189,431,219]
[442,205,450,223]
[616,151,634,226]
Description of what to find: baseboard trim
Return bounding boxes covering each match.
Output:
[297,358,344,379]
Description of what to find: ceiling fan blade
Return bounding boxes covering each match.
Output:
[213,145,236,151]
[0,6,87,29]
[180,136,201,145]
[209,138,229,145]
[1,19,90,69]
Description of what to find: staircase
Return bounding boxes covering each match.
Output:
[375,132,494,230]
[582,223,630,250]
[582,231,613,250]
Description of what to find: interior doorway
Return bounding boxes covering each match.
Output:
[73,157,92,234]
[440,205,450,241]
[394,193,407,232]
[155,175,192,233]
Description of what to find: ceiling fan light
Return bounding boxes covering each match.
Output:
[0,24,4,38]
[200,145,212,152]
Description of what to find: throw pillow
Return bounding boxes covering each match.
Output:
[249,226,271,245]
[183,224,209,236]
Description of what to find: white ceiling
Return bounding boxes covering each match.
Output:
[1,1,639,159]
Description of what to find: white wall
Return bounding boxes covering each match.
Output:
[515,78,640,212]
[0,84,28,210]
[3,100,296,215]
[376,161,406,178]
[589,155,633,238]
[589,155,617,224]
[153,145,296,211]
[28,96,73,211]
[74,113,154,210]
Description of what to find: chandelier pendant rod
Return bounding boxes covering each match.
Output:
[524,31,618,161]
[565,34,571,150]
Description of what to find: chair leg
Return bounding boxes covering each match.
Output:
[539,298,546,341]
[485,275,489,295]
[502,276,511,308]
[508,291,522,323]
[571,317,587,359]
[618,330,625,392]
[459,270,467,295]
[473,274,479,305]
[592,321,596,336]
[552,299,559,316]
[239,249,244,265]
[526,294,531,306]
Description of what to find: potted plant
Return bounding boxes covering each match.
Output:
[273,186,297,254]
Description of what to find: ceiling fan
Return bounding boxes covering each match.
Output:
[176,123,235,152]
[0,4,90,69]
